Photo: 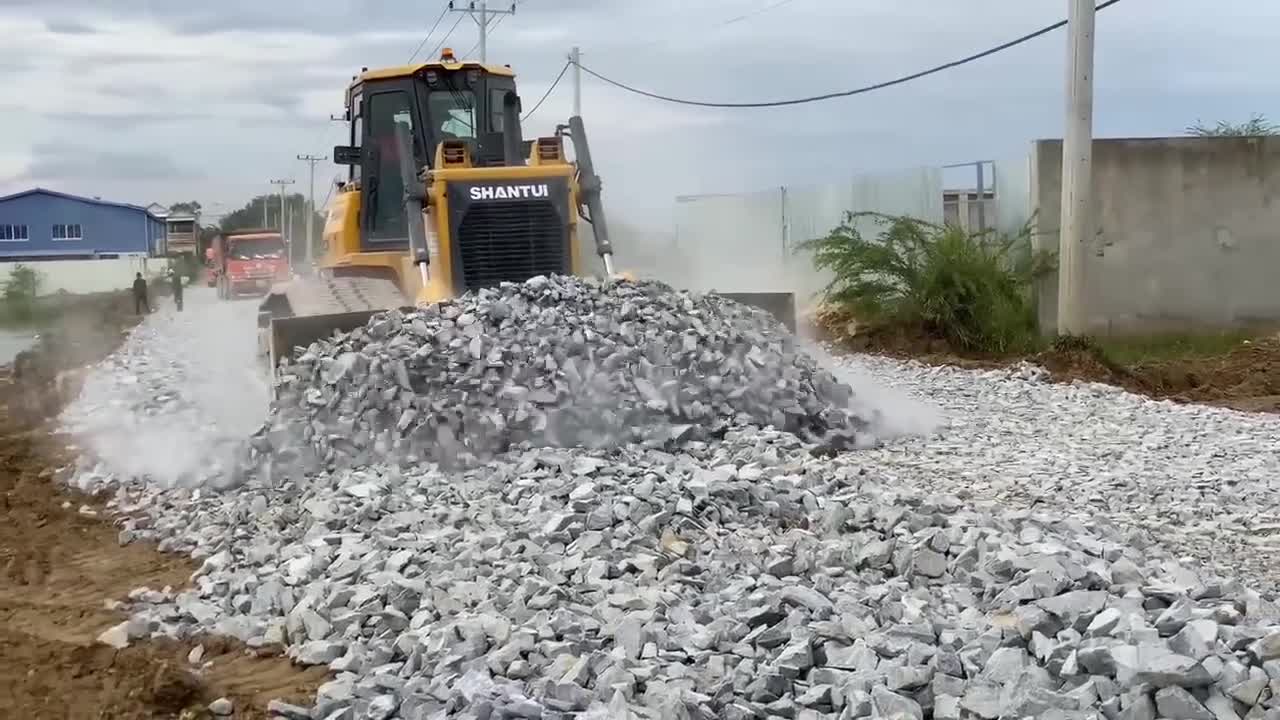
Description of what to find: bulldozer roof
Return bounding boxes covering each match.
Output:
[352,59,516,87]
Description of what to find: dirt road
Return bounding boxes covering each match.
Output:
[0,291,322,720]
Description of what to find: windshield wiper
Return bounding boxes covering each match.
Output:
[441,76,475,131]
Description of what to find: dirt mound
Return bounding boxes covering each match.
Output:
[0,295,325,719]
[1130,337,1280,412]
[1,292,140,429]
[823,311,1280,413]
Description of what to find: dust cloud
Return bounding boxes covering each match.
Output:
[61,289,268,488]
[61,236,938,490]
[612,221,945,442]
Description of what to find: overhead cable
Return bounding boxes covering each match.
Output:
[521,61,571,121]
[408,5,451,63]
[428,15,467,61]
[578,0,1123,108]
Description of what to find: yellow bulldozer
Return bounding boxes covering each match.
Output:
[258,49,796,370]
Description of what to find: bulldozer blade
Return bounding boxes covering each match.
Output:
[256,275,412,372]
[714,292,797,334]
[265,310,382,368]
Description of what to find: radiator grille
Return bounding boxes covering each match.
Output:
[456,200,568,290]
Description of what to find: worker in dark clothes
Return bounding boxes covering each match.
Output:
[169,269,184,311]
[132,272,150,314]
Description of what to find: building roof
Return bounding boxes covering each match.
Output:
[0,187,166,221]
[0,248,143,258]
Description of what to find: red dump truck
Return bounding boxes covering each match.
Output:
[209,229,289,299]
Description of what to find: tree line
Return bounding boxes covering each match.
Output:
[167,196,326,267]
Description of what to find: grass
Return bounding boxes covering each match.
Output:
[798,211,1054,355]
[1,264,49,329]
[1088,330,1257,366]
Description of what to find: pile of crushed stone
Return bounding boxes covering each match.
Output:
[84,426,1280,720]
[240,276,883,484]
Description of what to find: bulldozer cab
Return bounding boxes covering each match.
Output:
[338,49,522,252]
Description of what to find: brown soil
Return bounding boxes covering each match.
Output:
[829,320,1280,413]
[0,293,325,719]
[1036,338,1280,413]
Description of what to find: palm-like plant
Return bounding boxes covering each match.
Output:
[1186,114,1279,137]
[798,212,1053,353]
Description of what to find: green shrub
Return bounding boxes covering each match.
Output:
[2,264,42,324]
[798,212,1054,354]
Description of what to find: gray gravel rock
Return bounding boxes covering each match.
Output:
[1155,686,1214,720]
[244,276,882,482]
[835,352,1280,598]
[54,287,1280,720]
[76,421,1280,719]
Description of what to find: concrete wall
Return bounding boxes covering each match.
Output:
[1032,136,1280,334]
[0,257,171,296]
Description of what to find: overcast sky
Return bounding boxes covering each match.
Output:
[2,0,1276,226]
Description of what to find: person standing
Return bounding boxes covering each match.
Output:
[132,272,150,314]
[170,269,184,311]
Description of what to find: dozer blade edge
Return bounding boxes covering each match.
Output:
[713,292,798,334]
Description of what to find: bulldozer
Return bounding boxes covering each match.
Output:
[258,49,796,370]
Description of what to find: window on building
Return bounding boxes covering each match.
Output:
[52,223,83,240]
[170,220,195,234]
[0,224,29,241]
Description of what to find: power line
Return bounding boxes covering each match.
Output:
[319,174,340,210]
[718,0,799,28]
[521,61,570,121]
[408,5,451,63]
[579,0,1123,109]
[466,13,505,58]
[624,0,802,53]
[428,14,466,60]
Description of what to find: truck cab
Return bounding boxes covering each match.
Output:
[213,230,288,299]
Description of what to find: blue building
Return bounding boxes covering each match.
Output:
[0,188,167,261]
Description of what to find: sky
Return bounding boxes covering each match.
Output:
[1,0,1277,227]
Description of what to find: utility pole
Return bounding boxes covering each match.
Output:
[269,178,295,270]
[449,1,515,62]
[1057,0,1096,335]
[297,154,327,271]
[569,46,582,116]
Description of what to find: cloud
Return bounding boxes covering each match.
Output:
[0,106,205,130]
[0,0,1278,219]
[17,144,195,185]
[44,18,96,34]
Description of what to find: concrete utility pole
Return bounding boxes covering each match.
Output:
[297,154,327,270]
[450,1,515,62]
[569,46,582,116]
[269,178,295,268]
[1057,0,1096,335]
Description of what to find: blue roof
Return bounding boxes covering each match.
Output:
[0,187,165,221]
[0,248,126,258]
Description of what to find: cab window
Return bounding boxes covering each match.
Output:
[428,90,476,140]
[349,95,363,182]
[490,88,507,132]
[365,90,415,239]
